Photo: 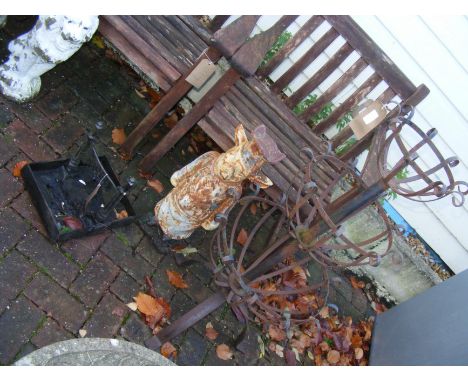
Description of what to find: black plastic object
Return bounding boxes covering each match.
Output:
[21,156,136,242]
[369,269,468,365]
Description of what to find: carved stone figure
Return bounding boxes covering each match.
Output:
[154,124,285,240]
[0,15,99,102]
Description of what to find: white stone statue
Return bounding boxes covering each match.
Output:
[0,15,99,102]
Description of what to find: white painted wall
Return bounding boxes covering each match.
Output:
[352,16,468,274]
[220,16,468,273]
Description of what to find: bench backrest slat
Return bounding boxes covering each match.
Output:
[257,15,324,78]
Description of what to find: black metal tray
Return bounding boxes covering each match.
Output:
[21,157,136,242]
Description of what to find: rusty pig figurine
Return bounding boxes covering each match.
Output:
[154,124,285,239]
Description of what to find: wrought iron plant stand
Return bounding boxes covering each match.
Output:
[144,105,467,354]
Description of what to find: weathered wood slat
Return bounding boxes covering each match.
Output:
[98,18,173,92]
[123,15,190,74]
[224,89,309,166]
[138,68,242,174]
[331,86,396,150]
[209,16,231,32]
[271,27,339,93]
[164,16,209,54]
[178,15,214,45]
[119,47,222,159]
[313,72,382,135]
[257,15,324,78]
[286,43,354,108]
[299,58,368,122]
[209,102,304,192]
[243,78,323,150]
[232,83,336,188]
[230,15,298,77]
[221,92,319,190]
[324,16,416,99]
[212,16,261,58]
[144,16,201,62]
[339,84,430,162]
[103,16,181,83]
[133,16,194,70]
[377,87,396,104]
[161,16,207,56]
[242,77,341,177]
[203,109,303,199]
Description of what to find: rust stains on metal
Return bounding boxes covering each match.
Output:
[154,124,285,239]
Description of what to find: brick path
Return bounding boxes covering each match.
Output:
[0,18,373,365]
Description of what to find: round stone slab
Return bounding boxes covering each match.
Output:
[15,338,176,366]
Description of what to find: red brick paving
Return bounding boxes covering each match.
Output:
[0,24,373,365]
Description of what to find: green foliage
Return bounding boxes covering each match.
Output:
[261,31,292,66]
[396,167,409,180]
[336,111,353,131]
[335,137,357,156]
[116,232,130,247]
[310,103,334,125]
[293,94,318,115]
[58,226,73,235]
[383,167,410,201]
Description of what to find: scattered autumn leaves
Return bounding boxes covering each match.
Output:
[111,128,127,146]
[205,322,219,341]
[166,270,188,289]
[216,344,233,361]
[12,160,28,177]
[248,258,376,365]
[147,178,165,194]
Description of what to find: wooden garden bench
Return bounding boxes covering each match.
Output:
[98,15,429,203]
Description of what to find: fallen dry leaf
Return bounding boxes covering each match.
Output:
[163,112,178,129]
[205,322,219,341]
[12,160,28,177]
[134,292,164,317]
[327,350,340,364]
[115,210,128,220]
[350,276,365,289]
[91,35,105,49]
[319,306,330,319]
[216,344,233,360]
[134,89,146,99]
[166,270,188,289]
[371,301,387,313]
[112,128,127,145]
[355,347,364,360]
[174,246,198,255]
[274,344,284,358]
[147,178,164,194]
[62,216,83,231]
[249,203,257,215]
[268,325,286,342]
[148,88,162,108]
[161,342,177,359]
[126,302,138,311]
[236,228,248,246]
[79,329,87,338]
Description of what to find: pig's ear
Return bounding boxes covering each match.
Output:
[234,124,249,146]
[249,173,273,189]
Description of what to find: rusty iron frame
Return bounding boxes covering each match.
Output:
[144,105,467,351]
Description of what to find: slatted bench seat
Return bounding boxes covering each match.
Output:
[99,15,210,92]
[98,15,429,204]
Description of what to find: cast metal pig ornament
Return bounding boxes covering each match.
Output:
[154,124,285,240]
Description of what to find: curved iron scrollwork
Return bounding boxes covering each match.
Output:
[208,105,467,329]
[209,151,393,326]
[377,105,468,207]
